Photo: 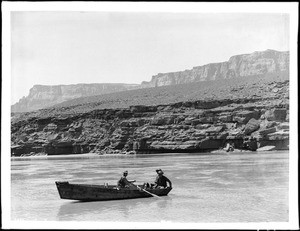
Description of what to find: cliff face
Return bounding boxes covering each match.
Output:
[11,76,289,156]
[11,83,139,112]
[12,49,289,112]
[141,49,289,87]
[10,49,290,156]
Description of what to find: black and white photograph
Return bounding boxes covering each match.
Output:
[1,2,299,229]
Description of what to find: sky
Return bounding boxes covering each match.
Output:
[11,11,289,104]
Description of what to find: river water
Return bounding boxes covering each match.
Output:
[11,151,289,224]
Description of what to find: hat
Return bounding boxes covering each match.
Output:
[156,169,164,174]
[123,171,128,174]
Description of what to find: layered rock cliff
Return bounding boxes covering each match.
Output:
[141,49,289,87]
[10,49,290,156]
[11,74,289,156]
[11,83,139,112]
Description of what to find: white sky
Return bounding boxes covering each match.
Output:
[10,11,290,104]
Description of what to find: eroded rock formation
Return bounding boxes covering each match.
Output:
[11,79,289,156]
[11,83,140,112]
[141,49,289,87]
[12,50,289,113]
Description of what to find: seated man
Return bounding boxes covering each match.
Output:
[153,169,172,189]
[117,171,135,188]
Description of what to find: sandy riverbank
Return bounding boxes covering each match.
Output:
[11,147,283,161]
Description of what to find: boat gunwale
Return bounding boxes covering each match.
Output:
[55,181,172,192]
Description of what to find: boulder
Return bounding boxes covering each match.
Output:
[267,131,289,140]
[206,126,224,133]
[265,121,277,128]
[47,133,61,141]
[233,110,260,124]
[259,127,276,136]
[265,108,287,121]
[216,132,229,139]
[204,126,224,136]
[244,118,260,135]
[277,122,289,130]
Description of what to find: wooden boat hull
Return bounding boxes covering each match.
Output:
[55,181,172,201]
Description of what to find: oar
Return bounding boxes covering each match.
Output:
[130,183,161,199]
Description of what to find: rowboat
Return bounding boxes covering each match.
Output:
[55,181,172,201]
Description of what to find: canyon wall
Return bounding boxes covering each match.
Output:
[11,79,289,156]
[10,49,290,156]
[11,83,139,112]
[12,49,289,113]
[141,49,289,87]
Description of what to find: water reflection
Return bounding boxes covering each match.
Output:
[57,196,172,221]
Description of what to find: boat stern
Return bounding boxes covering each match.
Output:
[55,181,70,199]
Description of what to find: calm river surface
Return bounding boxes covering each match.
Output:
[11,151,289,223]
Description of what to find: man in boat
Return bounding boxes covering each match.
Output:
[153,169,172,189]
[117,171,136,188]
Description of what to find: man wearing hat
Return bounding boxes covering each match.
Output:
[117,171,135,188]
[154,169,172,189]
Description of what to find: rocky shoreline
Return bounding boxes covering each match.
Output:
[11,78,289,156]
